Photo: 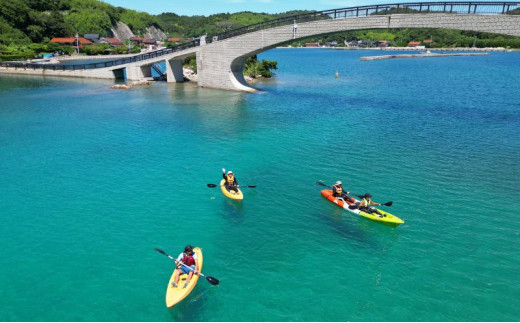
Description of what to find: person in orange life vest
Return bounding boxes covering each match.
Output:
[332,181,353,202]
[171,245,199,288]
[358,193,385,217]
[222,168,239,193]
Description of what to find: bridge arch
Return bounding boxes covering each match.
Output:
[1,2,519,89]
[196,2,520,91]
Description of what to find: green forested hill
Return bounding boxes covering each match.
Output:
[1,0,519,59]
[156,10,311,37]
[0,0,160,44]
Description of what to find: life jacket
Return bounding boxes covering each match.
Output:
[336,186,343,195]
[182,253,196,266]
[360,198,371,208]
[226,174,235,185]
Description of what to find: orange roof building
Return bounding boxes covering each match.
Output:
[102,37,124,46]
[50,37,93,47]
[408,41,421,47]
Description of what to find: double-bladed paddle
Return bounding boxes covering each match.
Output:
[316,181,392,208]
[207,183,256,188]
[348,201,393,210]
[154,248,220,286]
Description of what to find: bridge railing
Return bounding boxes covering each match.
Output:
[208,1,519,42]
[0,39,201,71]
[1,2,518,70]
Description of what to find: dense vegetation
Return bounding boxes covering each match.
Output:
[1,0,519,62]
[0,0,160,60]
[244,55,278,78]
[291,28,520,49]
[156,10,310,37]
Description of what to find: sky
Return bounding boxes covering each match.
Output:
[102,0,407,16]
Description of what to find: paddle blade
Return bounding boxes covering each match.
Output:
[246,185,257,188]
[384,201,393,207]
[154,248,167,256]
[315,181,330,188]
[206,276,220,285]
[348,204,359,210]
[207,184,217,188]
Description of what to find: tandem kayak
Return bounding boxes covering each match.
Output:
[166,247,203,308]
[220,179,243,200]
[320,190,404,226]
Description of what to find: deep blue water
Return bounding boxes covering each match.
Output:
[0,49,519,321]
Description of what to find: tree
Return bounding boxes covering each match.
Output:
[64,9,112,36]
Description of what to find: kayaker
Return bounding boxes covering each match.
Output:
[171,245,199,288]
[222,168,239,193]
[332,181,353,202]
[359,193,385,217]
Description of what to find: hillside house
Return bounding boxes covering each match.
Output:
[408,41,421,47]
[100,37,124,47]
[50,37,92,48]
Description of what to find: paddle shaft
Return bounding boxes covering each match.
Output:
[207,183,256,188]
[156,249,207,278]
[316,182,391,206]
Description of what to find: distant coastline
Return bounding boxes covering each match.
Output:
[276,46,514,52]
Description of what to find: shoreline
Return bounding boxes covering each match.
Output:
[360,52,489,60]
[276,46,515,52]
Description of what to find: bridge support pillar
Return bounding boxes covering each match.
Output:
[197,49,257,92]
[126,65,151,81]
[165,59,184,83]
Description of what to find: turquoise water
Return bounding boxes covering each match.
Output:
[0,49,519,321]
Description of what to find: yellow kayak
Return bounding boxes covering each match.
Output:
[165,247,203,308]
[220,179,243,200]
[358,206,404,227]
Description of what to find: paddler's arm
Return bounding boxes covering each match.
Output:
[369,199,381,206]
[194,258,199,275]
[175,254,183,268]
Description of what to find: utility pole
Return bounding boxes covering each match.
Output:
[75,32,79,54]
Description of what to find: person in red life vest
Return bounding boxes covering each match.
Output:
[222,168,239,193]
[332,181,353,202]
[171,245,199,288]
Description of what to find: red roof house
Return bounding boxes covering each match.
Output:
[101,37,124,46]
[408,41,421,47]
[50,37,92,47]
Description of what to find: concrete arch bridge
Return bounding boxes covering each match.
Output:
[1,1,519,91]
